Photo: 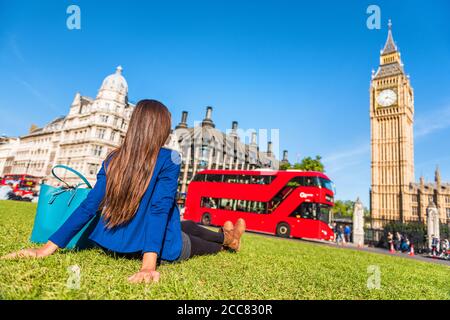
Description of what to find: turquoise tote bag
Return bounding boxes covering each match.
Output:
[30,165,99,249]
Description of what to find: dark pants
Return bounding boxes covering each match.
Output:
[181,220,224,258]
[101,221,225,261]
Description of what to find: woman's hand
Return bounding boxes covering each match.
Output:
[127,251,159,283]
[1,241,58,260]
[128,269,160,284]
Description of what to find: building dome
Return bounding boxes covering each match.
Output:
[96,66,128,103]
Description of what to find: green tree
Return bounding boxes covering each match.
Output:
[280,155,325,172]
[279,162,291,171]
[295,155,324,172]
[332,200,370,218]
[332,200,354,217]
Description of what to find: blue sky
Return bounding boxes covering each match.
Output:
[1,0,449,205]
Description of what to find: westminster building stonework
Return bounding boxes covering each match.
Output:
[370,21,450,225]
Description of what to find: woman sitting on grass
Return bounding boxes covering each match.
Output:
[2,99,246,283]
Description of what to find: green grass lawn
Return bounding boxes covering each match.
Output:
[0,200,449,300]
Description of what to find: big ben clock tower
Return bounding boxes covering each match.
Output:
[370,20,415,223]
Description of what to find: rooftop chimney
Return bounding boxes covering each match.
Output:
[175,111,188,129]
[435,165,441,186]
[229,121,239,138]
[201,106,215,128]
[282,150,288,161]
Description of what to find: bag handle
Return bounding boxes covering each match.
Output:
[51,165,93,189]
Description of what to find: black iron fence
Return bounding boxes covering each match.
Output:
[364,217,450,253]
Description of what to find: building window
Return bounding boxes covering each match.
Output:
[100,115,109,123]
[110,131,116,142]
[447,208,450,219]
[92,145,103,157]
[412,206,418,216]
[96,128,106,139]
[88,163,99,175]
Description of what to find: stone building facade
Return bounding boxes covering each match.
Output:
[370,21,450,224]
[409,169,450,224]
[0,136,19,176]
[0,66,133,186]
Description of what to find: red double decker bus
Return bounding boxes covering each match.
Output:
[0,174,38,198]
[184,169,335,241]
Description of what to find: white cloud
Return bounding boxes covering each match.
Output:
[415,104,450,137]
[14,77,59,113]
[322,143,370,174]
[9,34,25,63]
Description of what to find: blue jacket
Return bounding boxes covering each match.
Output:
[49,148,182,261]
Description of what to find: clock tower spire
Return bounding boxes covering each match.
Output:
[370,20,415,224]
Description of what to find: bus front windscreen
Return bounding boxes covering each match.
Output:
[320,177,334,192]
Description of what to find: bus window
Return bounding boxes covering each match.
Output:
[201,197,268,214]
[286,178,302,187]
[219,198,233,210]
[289,203,330,222]
[223,175,238,183]
[318,204,331,224]
[290,203,320,219]
[236,200,247,211]
[206,174,223,183]
[304,177,319,187]
[319,177,334,191]
[254,202,267,214]
[256,177,266,184]
[196,174,276,185]
[192,174,206,182]
[286,176,320,187]
[201,197,217,209]
[238,175,249,184]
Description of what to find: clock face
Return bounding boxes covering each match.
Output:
[377,89,397,107]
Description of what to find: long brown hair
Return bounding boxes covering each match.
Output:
[101,99,172,228]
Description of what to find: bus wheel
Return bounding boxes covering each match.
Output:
[201,213,211,226]
[276,222,291,238]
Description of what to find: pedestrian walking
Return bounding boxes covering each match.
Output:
[344,225,351,243]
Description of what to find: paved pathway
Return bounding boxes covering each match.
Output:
[243,229,450,266]
[298,237,450,266]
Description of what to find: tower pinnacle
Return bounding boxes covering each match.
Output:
[435,165,441,186]
[382,19,398,55]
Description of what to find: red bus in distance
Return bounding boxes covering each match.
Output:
[0,174,38,198]
[183,169,335,241]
